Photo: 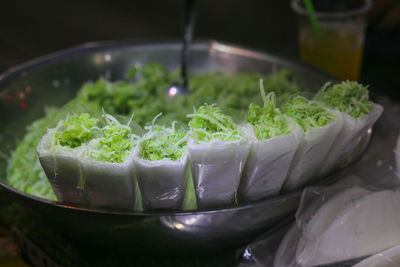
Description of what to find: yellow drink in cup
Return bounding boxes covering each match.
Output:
[292,0,371,81]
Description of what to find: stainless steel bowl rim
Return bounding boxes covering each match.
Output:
[0,39,337,216]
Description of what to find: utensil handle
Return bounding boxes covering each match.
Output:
[181,0,197,89]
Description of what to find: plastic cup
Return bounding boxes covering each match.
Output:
[291,0,372,81]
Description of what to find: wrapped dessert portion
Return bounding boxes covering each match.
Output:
[282,96,343,191]
[187,104,251,208]
[37,113,98,205]
[314,81,384,176]
[16,62,383,211]
[80,113,139,210]
[133,115,189,210]
[37,112,139,210]
[240,80,302,202]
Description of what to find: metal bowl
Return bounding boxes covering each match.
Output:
[0,40,366,254]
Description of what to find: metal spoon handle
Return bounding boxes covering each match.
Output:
[181,0,197,89]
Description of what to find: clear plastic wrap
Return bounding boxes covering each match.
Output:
[133,153,189,210]
[318,103,384,176]
[37,129,87,205]
[240,124,303,202]
[38,134,138,210]
[283,111,344,191]
[273,182,400,267]
[273,223,301,267]
[188,138,251,208]
[353,244,400,267]
[80,153,136,211]
[394,134,400,178]
[239,219,293,267]
[295,186,372,266]
[37,119,139,211]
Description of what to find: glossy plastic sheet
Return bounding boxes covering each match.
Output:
[318,103,384,176]
[238,181,366,266]
[188,138,250,208]
[80,154,136,211]
[283,111,343,191]
[274,183,400,267]
[134,153,189,210]
[240,125,302,202]
[37,130,86,205]
[353,244,400,267]
[239,220,293,267]
[37,130,137,211]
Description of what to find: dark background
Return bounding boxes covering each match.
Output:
[0,0,399,100]
[0,0,399,99]
[0,0,298,71]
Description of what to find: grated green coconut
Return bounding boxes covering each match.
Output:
[52,113,99,149]
[248,80,290,140]
[85,114,138,163]
[188,104,241,143]
[282,96,337,131]
[4,63,305,199]
[315,81,373,119]
[139,115,187,161]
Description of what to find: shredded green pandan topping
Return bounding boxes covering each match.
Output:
[49,112,138,163]
[86,114,138,163]
[188,104,241,143]
[315,81,373,119]
[140,116,187,161]
[282,96,337,131]
[7,108,59,201]
[6,62,302,200]
[248,80,290,140]
[77,63,301,126]
[53,113,99,148]
[6,99,95,201]
[188,69,300,111]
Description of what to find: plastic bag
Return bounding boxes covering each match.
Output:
[318,103,384,176]
[188,138,251,208]
[239,219,294,267]
[38,127,138,211]
[283,111,343,191]
[274,183,400,267]
[240,124,302,202]
[80,152,137,211]
[134,153,189,210]
[394,134,400,178]
[37,129,87,205]
[353,244,400,267]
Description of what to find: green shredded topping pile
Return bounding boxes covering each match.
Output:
[6,100,93,201]
[315,81,373,119]
[7,108,60,200]
[140,118,187,161]
[188,69,300,111]
[86,114,137,163]
[248,80,290,140]
[53,113,99,148]
[188,104,241,143]
[77,63,176,125]
[3,63,305,200]
[77,64,301,125]
[49,112,137,163]
[282,96,337,131]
